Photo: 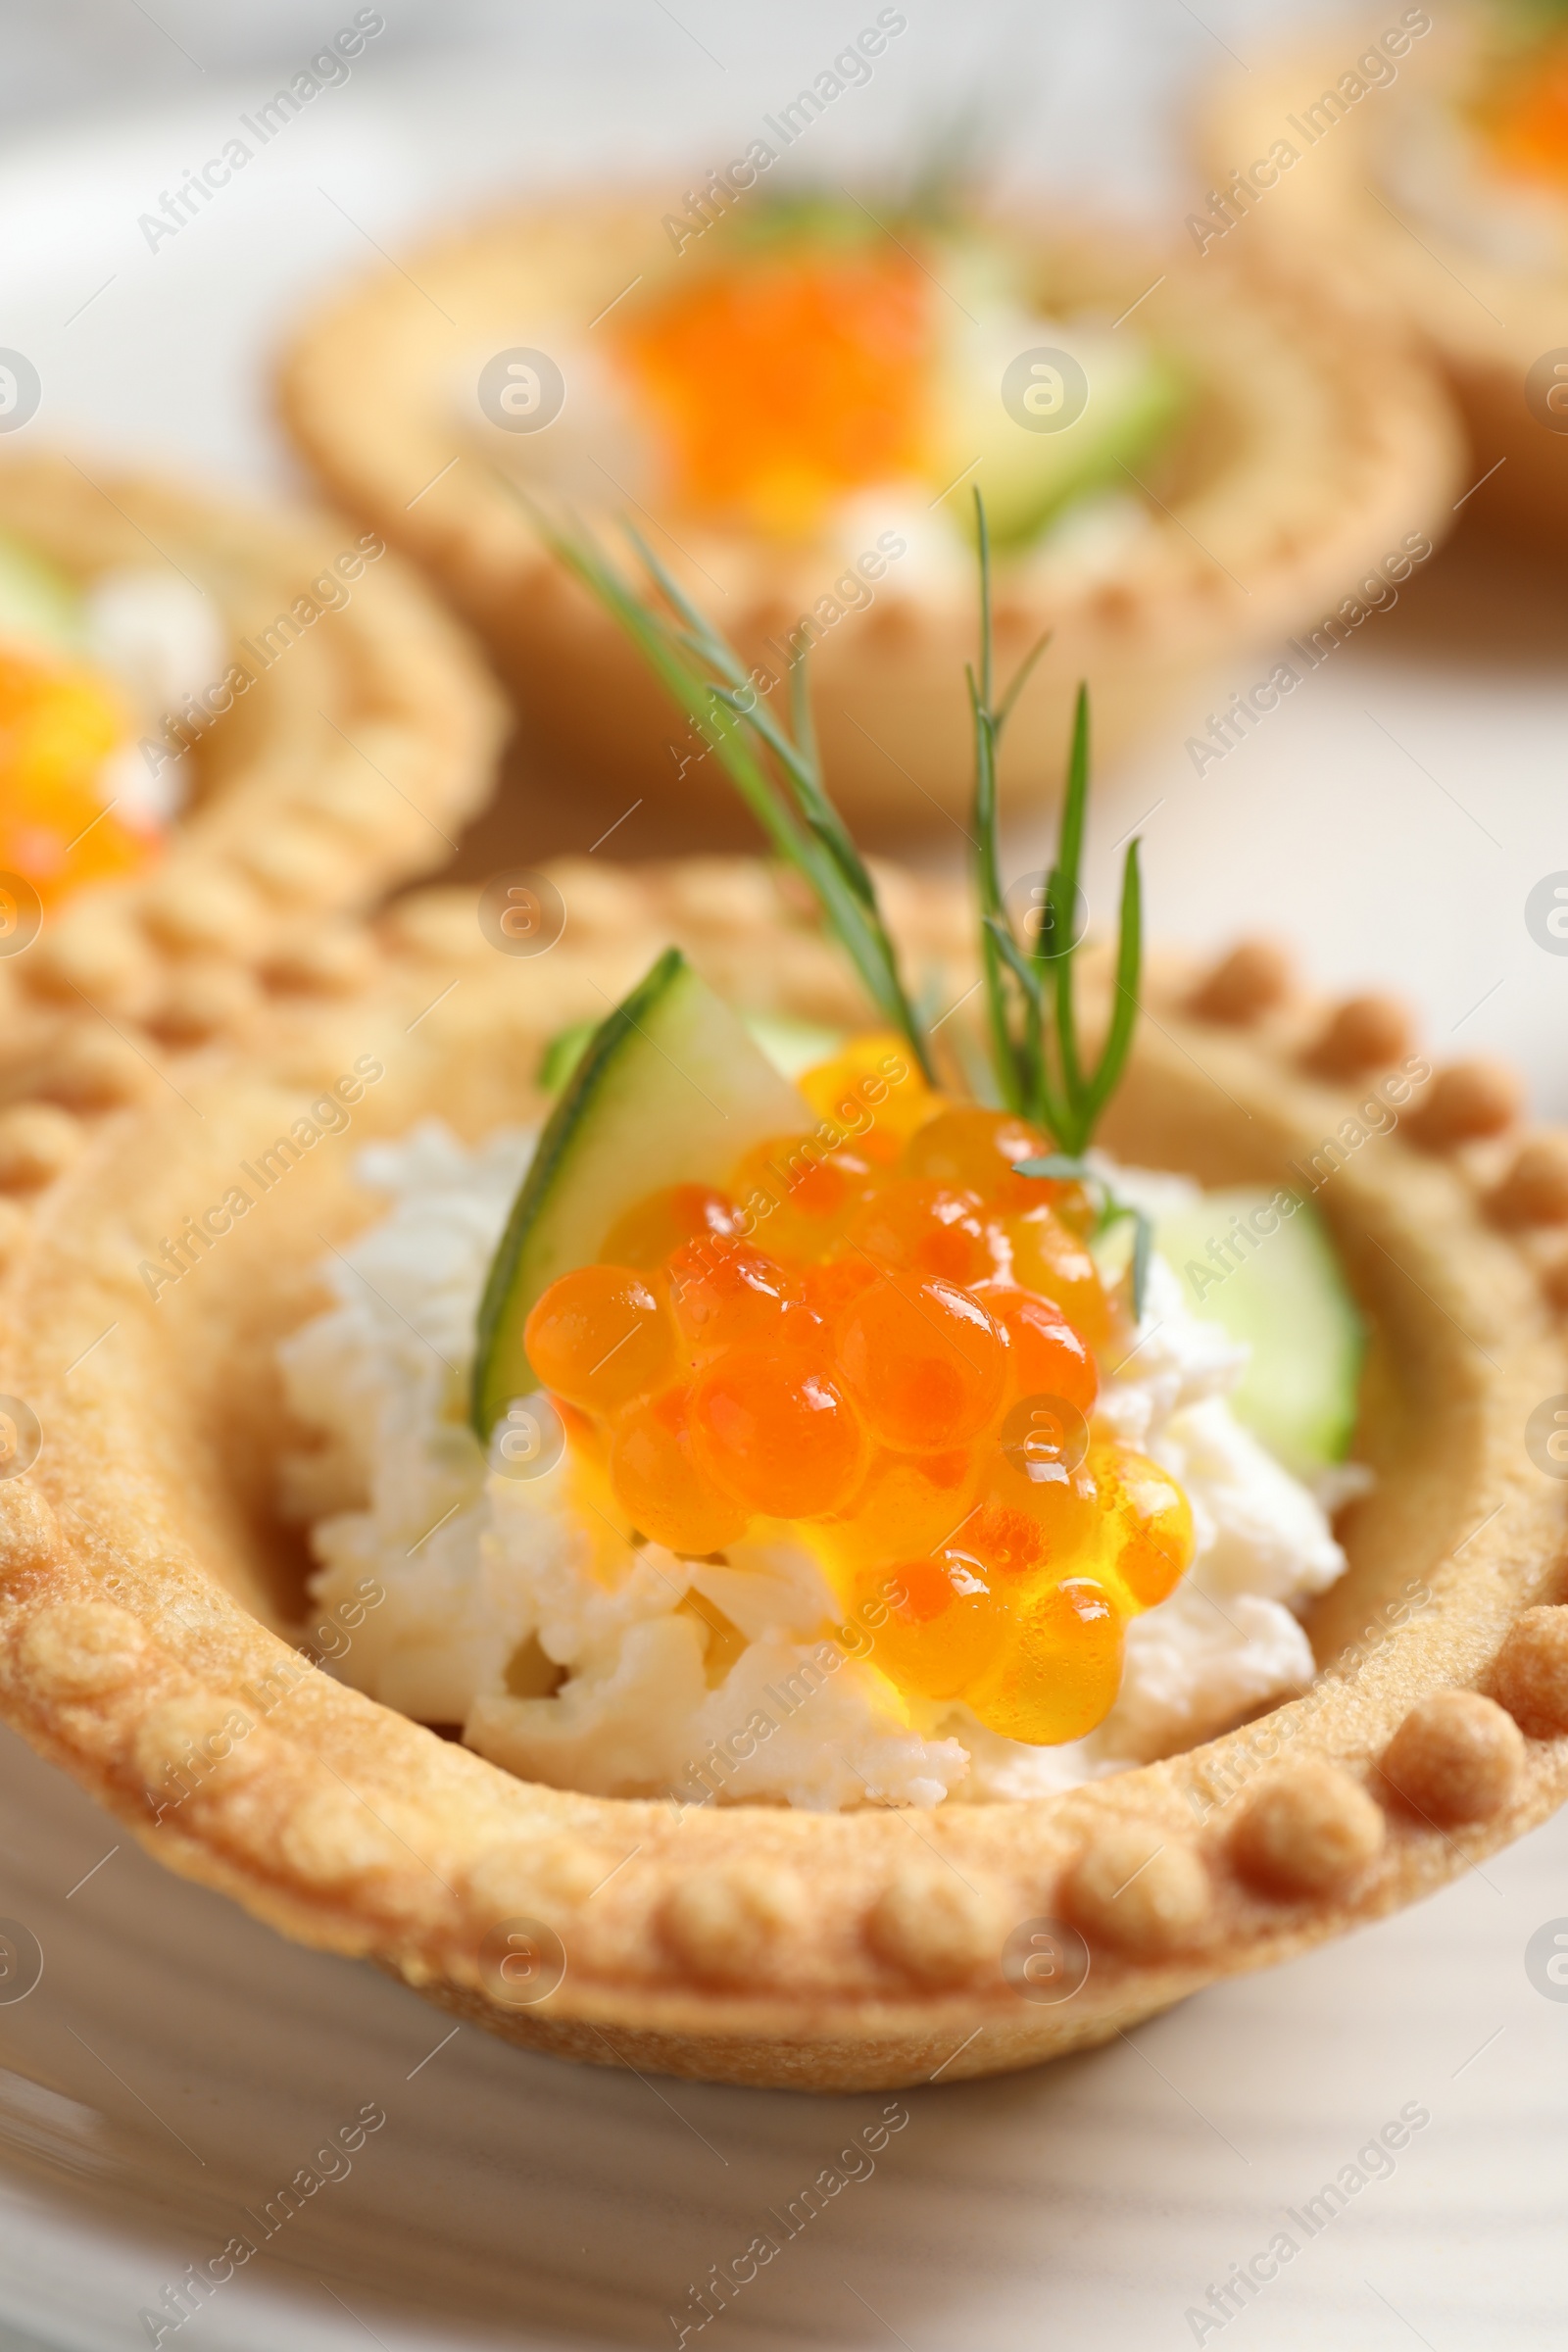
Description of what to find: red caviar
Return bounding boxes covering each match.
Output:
[1473,34,1568,190]
[900,1104,1054,1203]
[666,1237,809,1363]
[520,1054,1195,1743]
[693,1348,862,1518]
[601,1182,738,1271]
[837,1273,1007,1450]
[614,241,933,539]
[523,1264,673,1411]
[0,648,156,905]
[846,1179,1009,1289]
[609,1385,750,1556]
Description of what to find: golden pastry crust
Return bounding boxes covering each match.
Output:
[1198,10,1568,541]
[0,860,1564,2092]
[0,453,506,1164]
[276,201,1462,825]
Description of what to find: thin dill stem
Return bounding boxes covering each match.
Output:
[529,498,935,1079]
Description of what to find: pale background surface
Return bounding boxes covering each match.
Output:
[0,6,1565,2346]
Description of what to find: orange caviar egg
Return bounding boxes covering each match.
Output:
[899,1105,1050,1200]
[820,1443,980,1574]
[1094,1441,1196,1608]
[964,1575,1127,1743]
[836,1273,1007,1450]
[692,1348,862,1519]
[984,1285,1099,1416]
[858,1554,1010,1701]
[798,1034,938,1149]
[847,1178,1009,1289]
[600,1182,737,1271]
[523,1263,673,1411]
[801,1252,881,1330]
[615,244,932,538]
[609,1385,750,1555]
[956,1481,1099,1582]
[899,1104,1101,1231]
[853,1123,906,1172]
[726,1135,883,1262]
[1005,1200,1113,1349]
[984,1450,1102,1581]
[666,1236,810,1363]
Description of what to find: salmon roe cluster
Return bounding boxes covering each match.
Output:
[0,647,156,905]
[614,242,932,539]
[522,1043,1195,1746]
[1474,33,1568,189]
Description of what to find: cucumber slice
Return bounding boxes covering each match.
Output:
[472,948,808,1438]
[933,309,1187,551]
[0,529,83,655]
[1155,1187,1364,1481]
[538,1006,845,1096]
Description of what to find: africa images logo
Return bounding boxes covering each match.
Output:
[1525,1918,1568,2000]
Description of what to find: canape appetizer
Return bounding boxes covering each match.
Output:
[279,511,1358,1811]
[1198,3,1568,541]
[0,454,503,1226]
[278,185,1461,824]
[0,512,1563,2090]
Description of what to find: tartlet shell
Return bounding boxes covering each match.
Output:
[1198,11,1568,542]
[276,201,1463,826]
[0,452,505,1080]
[0,862,1564,2092]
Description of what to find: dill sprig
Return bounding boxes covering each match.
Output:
[525,503,935,1082]
[523,493,1144,1167]
[967,491,1142,1154]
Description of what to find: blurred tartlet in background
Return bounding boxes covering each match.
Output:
[0,456,502,1218]
[1199,2,1568,544]
[278,181,1463,831]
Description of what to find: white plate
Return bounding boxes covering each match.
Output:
[2,21,1567,2348]
[3,1715,1567,2351]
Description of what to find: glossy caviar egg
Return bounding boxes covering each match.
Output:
[801,1253,881,1330]
[983,1285,1099,1415]
[691,1348,863,1519]
[600,1182,738,1272]
[846,1179,1009,1289]
[1005,1200,1114,1349]
[898,1102,1102,1231]
[726,1136,883,1263]
[819,1444,980,1576]
[852,1124,906,1172]
[665,1237,810,1363]
[981,1459,1102,1582]
[964,1575,1128,1743]
[1094,1441,1196,1607]
[797,1034,939,1149]
[858,1554,1011,1701]
[523,1264,674,1412]
[898,1106,1051,1201]
[835,1273,1007,1450]
[609,1385,751,1555]
[945,1502,1048,1584]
